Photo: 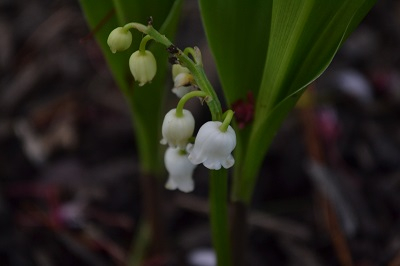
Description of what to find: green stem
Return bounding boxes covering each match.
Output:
[139,35,153,53]
[177,54,221,121]
[183,47,196,58]
[123,22,149,34]
[123,22,231,264]
[175,90,208,117]
[210,169,232,266]
[183,47,202,66]
[220,110,234,132]
[126,23,223,121]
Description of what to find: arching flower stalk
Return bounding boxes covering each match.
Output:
[107,21,235,266]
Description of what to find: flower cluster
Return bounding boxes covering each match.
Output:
[107,25,236,193]
[107,26,156,86]
[160,64,236,192]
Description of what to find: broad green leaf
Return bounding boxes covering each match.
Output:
[200,0,376,203]
[257,1,375,114]
[236,0,377,203]
[198,0,273,200]
[79,0,183,174]
[199,0,272,104]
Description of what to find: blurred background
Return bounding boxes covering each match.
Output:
[1,0,400,265]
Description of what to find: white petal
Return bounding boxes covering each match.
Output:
[222,154,235,169]
[171,175,194,192]
[172,64,190,80]
[172,86,193,98]
[164,147,197,193]
[174,73,193,87]
[188,121,236,170]
[203,159,222,170]
[161,109,195,149]
[188,150,206,165]
[165,177,178,190]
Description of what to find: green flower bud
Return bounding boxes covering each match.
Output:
[107,27,132,53]
[172,64,190,80]
[129,50,157,86]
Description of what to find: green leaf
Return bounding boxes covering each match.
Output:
[198,0,273,203]
[199,0,272,104]
[209,169,232,266]
[200,0,376,203]
[256,0,375,114]
[79,0,183,174]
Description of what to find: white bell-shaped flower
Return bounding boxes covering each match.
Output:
[160,109,195,149]
[172,72,195,98]
[107,27,132,53]
[129,50,157,86]
[188,121,236,170]
[164,147,197,193]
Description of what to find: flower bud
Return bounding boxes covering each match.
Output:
[172,64,190,80]
[129,50,157,86]
[174,72,194,88]
[107,27,132,53]
[160,109,195,149]
[188,121,236,170]
[172,72,196,98]
[172,86,194,98]
[164,147,197,193]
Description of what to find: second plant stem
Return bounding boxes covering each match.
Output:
[210,168,232,266]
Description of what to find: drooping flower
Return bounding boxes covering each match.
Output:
[188,121,236,170]
[160,108,195,149]
[172,72,196,98]
[107,27,132,53]
[129,50,157,86]
[164,147,197,193]
[171,65,195,98]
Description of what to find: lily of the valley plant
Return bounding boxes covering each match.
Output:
[80,0,377,265]
[108,21,238,190]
